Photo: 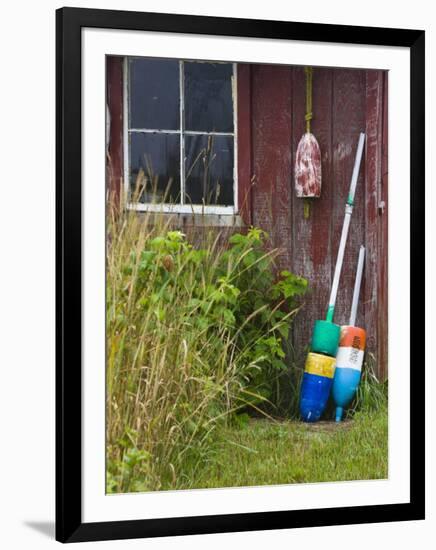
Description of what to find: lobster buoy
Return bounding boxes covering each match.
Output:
[295,67,321,222]
[295,132,322,198]
[300,353,336,422]
[310,320,340,357]
[332,326,366,421]
[332,246,367,422]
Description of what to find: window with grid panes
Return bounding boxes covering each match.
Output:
[126,58,236,212]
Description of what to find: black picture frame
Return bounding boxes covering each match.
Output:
[56,6,425,543]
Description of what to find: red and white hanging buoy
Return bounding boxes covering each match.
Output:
[295,67,322,200]
[295,132,322,198]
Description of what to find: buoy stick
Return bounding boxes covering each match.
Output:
[326,132,365,322]
[349,246,365,326]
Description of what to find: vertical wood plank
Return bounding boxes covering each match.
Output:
[378,71,389,380]
[106,56,124,202]
[331,69,366,331]
[291,67,333,356]
[237,64,252,225]
[365,70,384,376]
[251,65,293,269]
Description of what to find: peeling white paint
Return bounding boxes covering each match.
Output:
[334,141,352,162]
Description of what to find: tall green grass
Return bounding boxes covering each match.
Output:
[106,200,307,493]
[349,352,388,415]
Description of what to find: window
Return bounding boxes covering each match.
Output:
[124,57,237,214]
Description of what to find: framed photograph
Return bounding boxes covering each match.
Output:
[56,7,425,543]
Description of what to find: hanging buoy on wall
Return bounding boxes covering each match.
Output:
[299,133,366,423]
[295,133,322,197]
[295,67,321,218]
[332,246,367,422]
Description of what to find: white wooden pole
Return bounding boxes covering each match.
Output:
[326,132,365,322]
[349,246,365,326]
[348,132,366,205]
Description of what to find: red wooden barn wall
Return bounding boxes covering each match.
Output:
[106,58,388,380]
[249,65,388,379]
[106,57,124,202]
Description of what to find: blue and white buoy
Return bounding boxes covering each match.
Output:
[332,246,366,421]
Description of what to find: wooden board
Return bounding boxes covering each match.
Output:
[106,56,124,202]
[379,71,389,380]
[291,66,334,366]
[331,69,366,330]
[365,70,384,373]
[251,65,293,270]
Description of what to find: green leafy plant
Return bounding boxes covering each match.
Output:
[216,229,308,402]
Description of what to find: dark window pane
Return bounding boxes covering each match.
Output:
[130,133,180,203]
[184,62,234,133]
[129,58,179,130]
[184,135,234,206]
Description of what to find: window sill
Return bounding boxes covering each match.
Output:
[127,203,235,215]
[127,204,244,227]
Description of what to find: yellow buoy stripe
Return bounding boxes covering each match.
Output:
[304,352,336,379]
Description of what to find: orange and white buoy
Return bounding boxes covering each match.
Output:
[332,246,367,421]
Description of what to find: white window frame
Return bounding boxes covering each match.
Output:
[123,57,238,215]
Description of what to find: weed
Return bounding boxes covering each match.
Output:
[106,196,307,492]
[349,353,388,415]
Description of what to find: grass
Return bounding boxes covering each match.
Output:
[143,361,388,490]
[180,405,388,490]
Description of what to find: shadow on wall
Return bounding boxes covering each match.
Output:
[24,521,54,539]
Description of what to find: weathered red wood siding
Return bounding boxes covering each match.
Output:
[251,65,293,269]
[379,71,389,381]
[106,56,124,202]
[105,57,388,379]
[250,65,388,379]
[237,64,253,226]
